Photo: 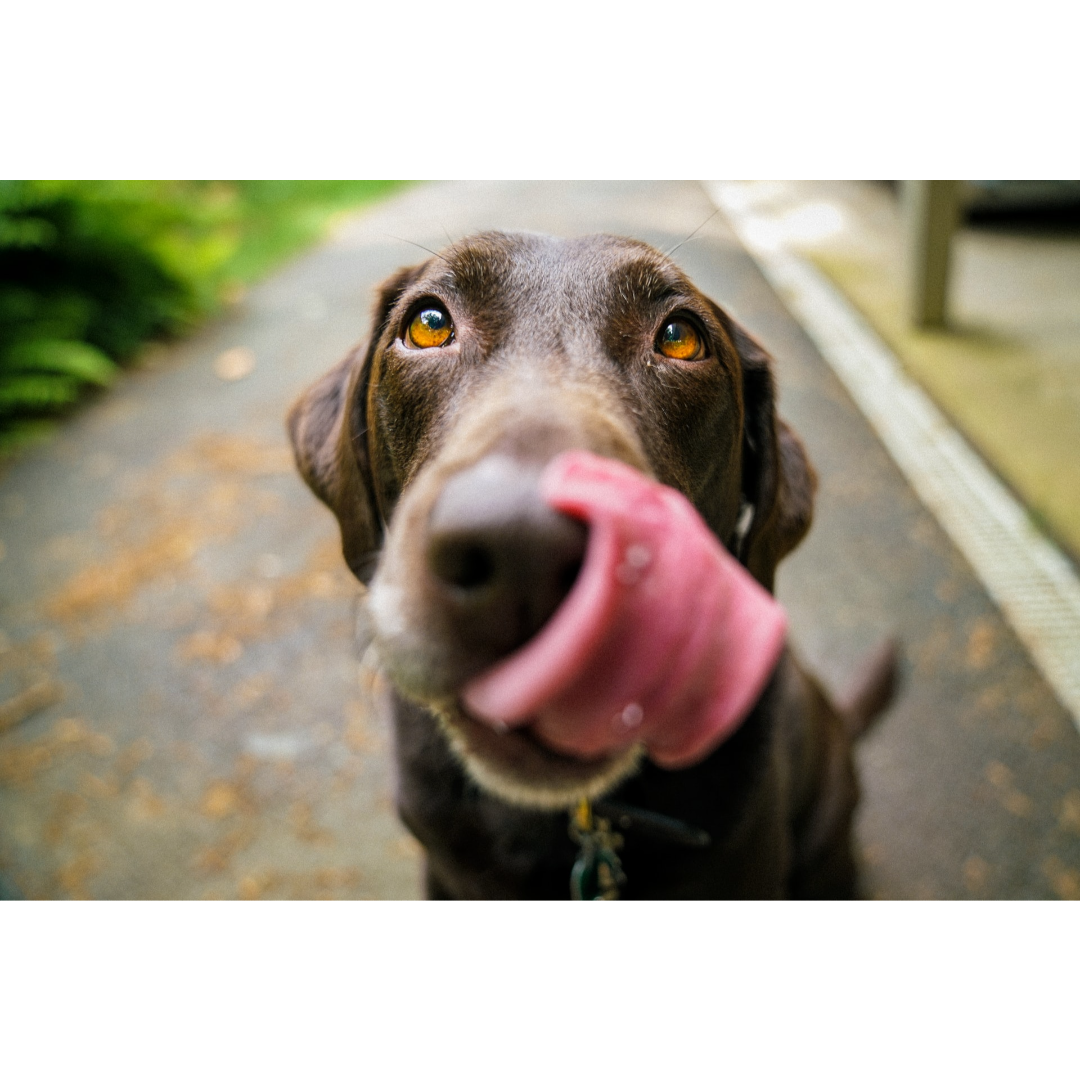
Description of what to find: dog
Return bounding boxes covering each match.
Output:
[288,230,896,899]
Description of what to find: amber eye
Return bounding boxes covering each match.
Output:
[657,319,702,361]
[407,307,453,349]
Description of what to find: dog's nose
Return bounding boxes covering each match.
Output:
[427,456,588,665]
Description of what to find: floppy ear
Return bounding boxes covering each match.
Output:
[726,318,817,593]
[287,264,421,584]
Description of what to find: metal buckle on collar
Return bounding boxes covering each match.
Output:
[568,798,713,900]
[568,799,626,901]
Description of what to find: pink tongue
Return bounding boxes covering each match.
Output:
[461,451,787,769]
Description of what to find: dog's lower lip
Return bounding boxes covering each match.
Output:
[439,700,647,811]
[456,703,619,766]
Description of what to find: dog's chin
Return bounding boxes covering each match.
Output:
[428,702,644,812]
[370,631,642,810]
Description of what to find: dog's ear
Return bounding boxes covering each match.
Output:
[724,317,817,593]
[287,264,421,584]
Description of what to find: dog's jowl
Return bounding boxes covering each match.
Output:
[289,231,896,899]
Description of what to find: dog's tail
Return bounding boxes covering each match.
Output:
[835,637,900,739]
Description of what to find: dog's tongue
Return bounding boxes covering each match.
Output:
[461,451,787,768]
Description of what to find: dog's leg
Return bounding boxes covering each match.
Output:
[424,861,455,900]
[835,638,901,739]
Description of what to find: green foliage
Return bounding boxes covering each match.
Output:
[0,180,404,453]
[219,181,404,283]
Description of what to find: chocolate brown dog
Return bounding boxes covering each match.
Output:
[288,231,896,899]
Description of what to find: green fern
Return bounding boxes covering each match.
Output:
[5,339,117,386]
[0,180,404,451]
[0,372,82,411]
[1,182,190,431]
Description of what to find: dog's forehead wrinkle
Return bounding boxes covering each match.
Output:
[430,230,684,318]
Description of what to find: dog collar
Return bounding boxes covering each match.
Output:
[568,798,711,900]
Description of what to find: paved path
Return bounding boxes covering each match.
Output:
[1,181,1078,899]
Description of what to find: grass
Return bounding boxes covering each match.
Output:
[204,180,408,289]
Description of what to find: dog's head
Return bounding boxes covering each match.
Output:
[289,231,814,808]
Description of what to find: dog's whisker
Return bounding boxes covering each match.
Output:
[386,234,448,261]
[664,207,721,258]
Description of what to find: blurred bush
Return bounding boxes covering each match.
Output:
[0,180,403,453]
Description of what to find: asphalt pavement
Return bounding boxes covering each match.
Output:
[1,181,1078,899]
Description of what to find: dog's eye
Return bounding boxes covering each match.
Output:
[657,319,702,361]
[407,307,453,349]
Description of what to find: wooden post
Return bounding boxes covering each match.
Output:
[903,180,962,328]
